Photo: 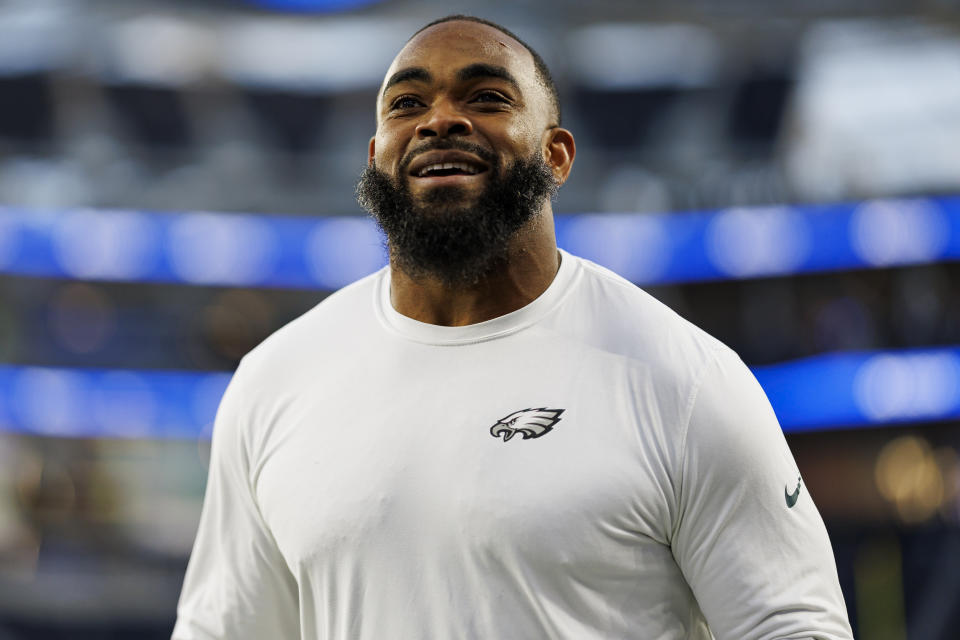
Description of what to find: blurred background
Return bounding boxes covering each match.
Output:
[0,0,959,637]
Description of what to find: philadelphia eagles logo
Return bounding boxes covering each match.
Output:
[490,408,565,442]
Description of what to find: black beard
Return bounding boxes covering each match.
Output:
[356,141,556,288]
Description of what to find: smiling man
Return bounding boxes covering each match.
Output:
[173,16,853,640]
[357,17,571,319]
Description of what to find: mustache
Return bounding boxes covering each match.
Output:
[397,139,498,176]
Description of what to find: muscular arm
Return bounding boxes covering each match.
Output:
[670,345,853,640]
[173,363,299,639]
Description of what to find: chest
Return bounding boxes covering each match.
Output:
[251,345,678,574]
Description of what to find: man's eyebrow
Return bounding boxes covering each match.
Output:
[382,67,431,99]
[456,63,520,91]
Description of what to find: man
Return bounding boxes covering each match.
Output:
[173,15,853,640]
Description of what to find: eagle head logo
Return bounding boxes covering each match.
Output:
[490,408,565,442]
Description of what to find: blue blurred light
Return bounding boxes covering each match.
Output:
[753,347,960,432]
[1,348,958,439]
[0,196,958,289]
[0,365,231,439]
[704,206,812,278]
[305,217,386,290]
[167,212,280,286]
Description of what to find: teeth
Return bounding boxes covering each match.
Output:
[417,162,480,177]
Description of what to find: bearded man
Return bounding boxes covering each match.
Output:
[173,15,853,640]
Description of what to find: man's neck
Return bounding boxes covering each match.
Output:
[388,216,560,327]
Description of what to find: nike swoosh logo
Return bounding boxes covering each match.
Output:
[785,476,802,508]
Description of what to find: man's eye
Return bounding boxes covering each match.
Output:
[472,91,508,104]
[391,96,423,110]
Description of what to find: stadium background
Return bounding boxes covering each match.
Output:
[1,0,959,637]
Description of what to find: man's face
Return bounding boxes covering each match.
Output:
[370,20,556,203]
[356,21,561,286]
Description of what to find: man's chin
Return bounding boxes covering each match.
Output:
[409,184,482,213]
[358,153,553,287]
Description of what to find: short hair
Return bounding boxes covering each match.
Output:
[411,15,562,126]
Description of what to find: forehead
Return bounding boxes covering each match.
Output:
[384,21,538,90]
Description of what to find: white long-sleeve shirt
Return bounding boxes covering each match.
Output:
[173,250,852,640]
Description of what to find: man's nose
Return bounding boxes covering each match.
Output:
[415,102,473,138]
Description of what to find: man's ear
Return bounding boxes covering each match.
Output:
[367,136,376,167]
[543,128,576,186]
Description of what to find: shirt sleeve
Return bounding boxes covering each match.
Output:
[670,345,853,640]
[172,363,299,640]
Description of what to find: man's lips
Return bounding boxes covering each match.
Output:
[410,172,488,187]
[406,150,491,181]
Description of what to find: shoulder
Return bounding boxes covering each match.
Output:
[235,267,384,389]
[558,252,726,379]
[215,268,384,452]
